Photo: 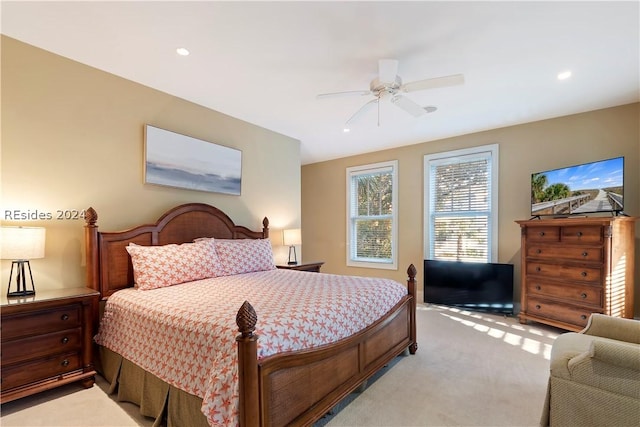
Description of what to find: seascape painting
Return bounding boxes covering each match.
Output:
[144,125,242,195]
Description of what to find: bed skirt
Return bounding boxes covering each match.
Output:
[98,346,210,427]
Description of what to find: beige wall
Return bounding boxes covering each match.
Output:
[1,36,301,291]
[302,103,640,311]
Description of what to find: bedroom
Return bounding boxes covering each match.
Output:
[1,1,639,426]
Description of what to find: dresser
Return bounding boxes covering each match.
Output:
[516,217,636,331]
[1,287,100,403]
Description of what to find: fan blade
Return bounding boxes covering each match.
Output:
[346,98,378,125]
[390,94,426,117]
[402,73,464,93]
[316,90,372,99]
[378,59,399,84]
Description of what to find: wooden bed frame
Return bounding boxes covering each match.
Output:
[84,203,417,426]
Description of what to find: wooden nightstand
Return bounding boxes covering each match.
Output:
[0,287,100,404]
[276,261,324,273]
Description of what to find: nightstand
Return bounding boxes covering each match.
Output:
[0,287,100,404]
[276,261,325,273]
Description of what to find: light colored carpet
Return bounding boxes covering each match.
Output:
[0,303,562,426]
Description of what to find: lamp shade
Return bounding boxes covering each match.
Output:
[282,228,302,246]
[0,226,46,260]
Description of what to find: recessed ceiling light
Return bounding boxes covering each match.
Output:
[424,106,438,113]
[176,47,190,56]
[343,128,350,133]
[557,70,572,80]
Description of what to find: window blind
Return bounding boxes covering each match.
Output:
[429,153,492,262]
[346,161,397,268]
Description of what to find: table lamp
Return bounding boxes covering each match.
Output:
[1,226,46,297]
[282,228,301,265]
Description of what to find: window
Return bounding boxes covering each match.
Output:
[346,160,398,269]
[424,145,498,263]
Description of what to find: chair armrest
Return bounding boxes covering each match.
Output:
[588,340,640,371]
[581,314,640,344]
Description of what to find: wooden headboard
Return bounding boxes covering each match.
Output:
[84,203,269,299]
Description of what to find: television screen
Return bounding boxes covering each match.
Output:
[424,260,514,314]
[531,157,624,216]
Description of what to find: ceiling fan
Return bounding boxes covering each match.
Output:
[317,59,464,126]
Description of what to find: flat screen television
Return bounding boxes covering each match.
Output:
[424,260,514,314]
[530,156,624,217]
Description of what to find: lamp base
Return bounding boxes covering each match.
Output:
[7,290,36,298]
[6,260,37,298]
[287,246,298,265]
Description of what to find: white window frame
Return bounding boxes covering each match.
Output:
[423,144,499,262]
[346,160,398,270]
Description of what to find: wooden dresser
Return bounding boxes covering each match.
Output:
[516,216,636,331]
[1,287,100,403]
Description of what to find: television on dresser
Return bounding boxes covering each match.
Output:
[530,156,624,217]
[424,260,514,314]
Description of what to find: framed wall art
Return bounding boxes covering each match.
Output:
[144,125,242,195]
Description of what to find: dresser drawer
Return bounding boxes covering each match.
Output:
[1,352,81,391]
[560,226,603,244]
[526,245,603,262]
[2,328,82,365]
[526,280,602,307]
[526,297,595,328]
[526,262,602,283]
[525,227,560,242]
[1,305,81,340]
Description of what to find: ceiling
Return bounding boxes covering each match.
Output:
[2,1,638,165]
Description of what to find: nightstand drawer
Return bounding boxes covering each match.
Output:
[1,305,81,340]
[2,328,82,365]
[1,352,81,391]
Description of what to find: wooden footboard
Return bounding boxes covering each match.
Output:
[236,264,418,427]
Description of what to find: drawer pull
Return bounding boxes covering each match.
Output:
[61,337,69,344]
[61,359,69,367]
[580,293,587,299]
[539,231,545,237]
[535,267,541,272]
[582,251,588,257]
[61,314,69,321]
[536,249,542,254]
[581,271,587,277]
[535,285,541,291]
[580,315,587,320]
[535,304,541,310]
[577,231,583,237]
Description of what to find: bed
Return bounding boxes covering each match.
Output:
[84,203,417,426]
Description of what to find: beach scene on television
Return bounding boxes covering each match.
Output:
[531,157,623,216]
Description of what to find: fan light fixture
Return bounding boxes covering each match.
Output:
[317,59,463,126]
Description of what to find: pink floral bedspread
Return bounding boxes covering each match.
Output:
[95,269,407,426]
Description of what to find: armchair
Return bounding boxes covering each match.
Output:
[540,313,640,427]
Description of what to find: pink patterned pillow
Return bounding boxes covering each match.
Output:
[126,239,221,290]
[215,239,276,276]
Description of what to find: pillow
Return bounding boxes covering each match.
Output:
[215,238,276,276]
[126,239,221,290]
